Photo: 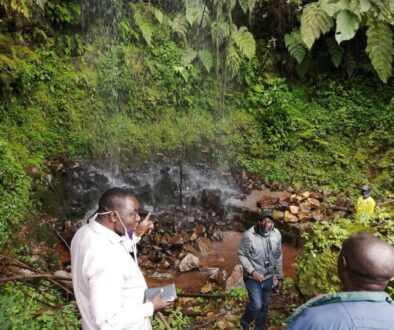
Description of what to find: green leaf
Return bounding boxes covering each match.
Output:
[198,49,213,73]
[284,29,308,64]
[359,0,371,12]
[171,14,188,39]
[335,10,360,44]
[153,8,164,24]
[181,48,198,66]
[326,38,344,67]
[134,10,153,46]
[227,44,241,77]
[232,26,256,59]
[301,3,334,49]
[210,18,230,47]
[366,21,393,83]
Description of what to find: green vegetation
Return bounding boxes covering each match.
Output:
[297,209,394,298]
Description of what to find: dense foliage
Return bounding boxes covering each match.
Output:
[297,210,394,298]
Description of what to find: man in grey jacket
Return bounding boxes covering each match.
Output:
[238,210,284,330]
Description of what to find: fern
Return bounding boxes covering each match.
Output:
[181,48,197,66]
[232,26,256,59]
[301,2,334,49]
[227,44,241,78]
[185,0,210,27]
[153,8,164,24]
[134,10,153,46]
[335,10,360,44]
[171,14,188,40]
[284,29,308,64]
[326,38,344,67]
[210,18,230,47]
[198,49,213,73]
[366,20,393,83]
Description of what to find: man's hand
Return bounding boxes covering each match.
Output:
[135,213,154,237]
[151,290,172,312]
[251,270,265,282]
[274,279,283,294]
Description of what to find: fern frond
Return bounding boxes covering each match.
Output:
[366,21,393,83]
[153,8,164,24]
[134,10,153,46]
[171,14,188,40]
[335,10,360,44]
[227,44,241,78]
[198,49,213,73]
[301,3,334,49]
[186,0,210,27]
[211,18,230,47]
[326,38,344,67]
[181,48,198,66]
[284,29,308,64]
[238,0,256,14]
[232,26,256,59]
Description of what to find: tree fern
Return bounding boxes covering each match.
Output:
[326,37,344,67]
[284,29,308,64]
[198,49,213,73]
[171,14,188,40]
[366,20,393,83]
[238,0,257,14]
[210,18,230,47]
[134,10,153,46]
[185,0,210,27]
[301,2,334,49]
[232,26,256,59]
[226,44,241,78]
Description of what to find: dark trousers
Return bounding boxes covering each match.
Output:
[240,276,273,330]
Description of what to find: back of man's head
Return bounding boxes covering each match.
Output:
[338,232,394,291]
[98,187,135,213]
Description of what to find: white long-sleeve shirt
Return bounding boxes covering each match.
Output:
[71,219,153,330]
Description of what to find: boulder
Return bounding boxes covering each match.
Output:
[201,189,221,209]
[193,237,213,255]
[289,205,300,214]
[310,192,324,201]
[225,264,245,290]
[200,282,214,293]
[298,211,312,223]
[272,210,284,220]
[304,198,321,209]
[284,211,298,223]
[179,253,200,272]
[312,210,323,221]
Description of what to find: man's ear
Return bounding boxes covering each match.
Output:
[109,212,117,223]
[338,255,348,270]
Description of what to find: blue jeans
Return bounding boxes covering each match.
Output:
[241,276,273,330]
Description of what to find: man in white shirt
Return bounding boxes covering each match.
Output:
[71,187,170,330]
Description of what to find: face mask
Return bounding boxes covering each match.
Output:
[95,211,139,263]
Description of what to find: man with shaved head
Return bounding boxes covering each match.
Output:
[286,232,394,329]
[71,187,170,330]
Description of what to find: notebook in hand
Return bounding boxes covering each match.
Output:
[144,283,177,302]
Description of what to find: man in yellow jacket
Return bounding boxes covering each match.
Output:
[355,184,376,217]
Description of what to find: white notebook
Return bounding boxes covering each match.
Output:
[144,283,177,302]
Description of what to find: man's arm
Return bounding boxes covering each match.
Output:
[238,233,255,276]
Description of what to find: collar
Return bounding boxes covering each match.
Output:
[254,224,273,237]
[287,291,393,323]
[89,218,123,245]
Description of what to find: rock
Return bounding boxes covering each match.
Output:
[304,198,321,209]
[201,189,221,209]
[300,192,310,200]
[312,210,323,221]
[160,233,173,249]
[272,210,284,220]
[193,237,213,255]
[187,216,195,223]
[189,232,197,241]
[195,224,206,236]
[200,282,213,293]
[225,264,245,290]
[310,192,324,201]
[289,205,300,214]
[290,194,302,204]
[179,253,200,272]
[201,267,220,280]
[277,200,289,210]
[284,211,298,223]
[210,229,224,241]
[151,271,173,279]
[215,269,228,287]
[172,232,187,246]
[298,211,312,222]
[256,196,278,209]
[299,202,311,212]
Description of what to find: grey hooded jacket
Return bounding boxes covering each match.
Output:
[238,224,284,280]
